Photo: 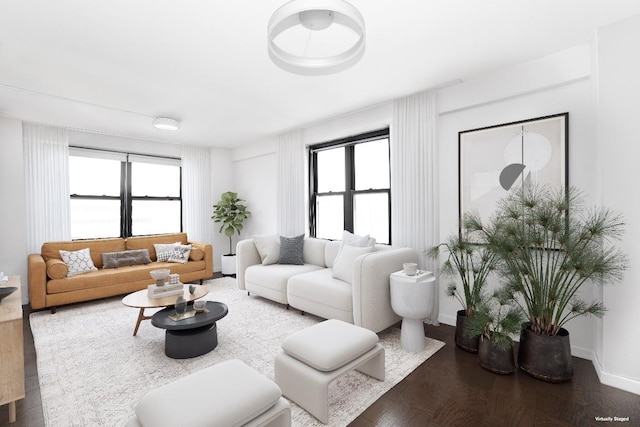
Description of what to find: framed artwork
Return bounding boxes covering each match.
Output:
[458,112,568,229]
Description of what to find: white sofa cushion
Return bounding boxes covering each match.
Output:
[246,263,324,304]
[281,319,379,371]
[302,237,328,267]
[134,359,282,427]
[253,234,280,265]
[332,245,375,284]
[288,268,353,313]
[324,241,342,268]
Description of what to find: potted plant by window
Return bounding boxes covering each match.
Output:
[212,191,250,276]
[467,183,628,382]
[429,218,498,353]
[466,287,524,374]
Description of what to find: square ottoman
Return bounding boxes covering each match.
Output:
[126,359,291,427]
[274,319,385,424]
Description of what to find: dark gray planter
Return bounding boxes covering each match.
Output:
[478,335,515,375]
[518,323,573,382]
[455,310,479,353]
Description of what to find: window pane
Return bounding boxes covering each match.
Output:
[131,163,180,197]
[316,195,343,240]
[317,147,345,192]
[70,199,121,239]
[354,192,389,244]
[132,200,181,235]
[355,138,390,190]
[69,156,120,196]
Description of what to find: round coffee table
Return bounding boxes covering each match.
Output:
[121,284,208,336]
[151,301,229,359]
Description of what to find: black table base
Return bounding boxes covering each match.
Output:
[165,323,218,359]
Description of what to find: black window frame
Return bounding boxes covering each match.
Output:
[69,148,183,239]
[308,128,391,243]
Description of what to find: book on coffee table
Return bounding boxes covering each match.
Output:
[147,283,184,299]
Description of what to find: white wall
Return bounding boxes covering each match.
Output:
[0,117,28,302]
[210,147,234,268]
[596,14,640,394]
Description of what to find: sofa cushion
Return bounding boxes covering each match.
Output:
[287,269,353,313]
[102,249,152,269]
[253,234,280,265]
[302,238,328,267]
[245,263,324,303]
[42,238,125,268]
[325,241,342,268]
[46,259,68,279]
[168,244,192,263]
[189,247,204,261]
[46,260,206,294]
[332,245,375,284]
[278,234,304,265]
[342,230,376,247]
[59,248,98,277]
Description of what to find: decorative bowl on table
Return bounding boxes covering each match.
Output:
[193,299,207,312]
[150,269,171,287]
[0,287,18,303]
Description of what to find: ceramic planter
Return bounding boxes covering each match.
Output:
[477,335,515,374]
[455,310,479,353]
[221,254,237,276]
[518,323,573,382]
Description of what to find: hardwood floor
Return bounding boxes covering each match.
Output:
[2,307,639,427]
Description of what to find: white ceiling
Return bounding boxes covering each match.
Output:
[1,0,640,148]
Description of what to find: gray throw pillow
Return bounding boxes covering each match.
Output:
[102,249,152,269]
[278,234,305,265]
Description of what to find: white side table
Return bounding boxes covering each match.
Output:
[390,270,436,352]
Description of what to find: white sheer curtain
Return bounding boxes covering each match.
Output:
[277,130,305,236]
[23,122,71,253]
[181,145,213,244]
[391,90,440,325]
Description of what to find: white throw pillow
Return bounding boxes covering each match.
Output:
[168,244,192,264]
[332,244,374,284]
[253,234,280,265]
[59,248,98,277]
[154,242,181,262]
[342,230,376,247]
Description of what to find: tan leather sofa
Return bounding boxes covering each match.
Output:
[28,232,213,310]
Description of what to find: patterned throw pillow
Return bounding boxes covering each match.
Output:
[102,249,152,269]
[59,248,98,277]
[278,234,305,265]
[154,243,180,262]
[168,245,192,264]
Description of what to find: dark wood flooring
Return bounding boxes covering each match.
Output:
[2,306,639,426]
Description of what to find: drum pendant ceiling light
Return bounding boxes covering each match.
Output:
[268,0,365,75]
[153,117,180,131]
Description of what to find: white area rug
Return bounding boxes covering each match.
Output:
[30,277,444,427]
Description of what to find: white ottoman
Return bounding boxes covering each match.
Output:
[126,359,291,427]
[274,319,385,424]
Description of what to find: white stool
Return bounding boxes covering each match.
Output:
[390,270,436,352]
[274,319,385,424]
[126,359,291,427]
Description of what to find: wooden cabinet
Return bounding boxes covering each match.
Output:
[0,276,24,424]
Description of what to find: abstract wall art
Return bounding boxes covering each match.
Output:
[458,113,568,227]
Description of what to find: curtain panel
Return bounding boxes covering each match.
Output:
[181,145,213,244]
[23,122,71,254]
[277,130,305,236]
[390,90,440,325]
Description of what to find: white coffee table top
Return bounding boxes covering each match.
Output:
[122,284,208,309]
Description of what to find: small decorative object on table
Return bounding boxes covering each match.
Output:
[194,299,207,312]
[169,273,180,285]
[150,269,171,287]
[403,263,418,276]
[189,284,196,294]
[175,296,187,317]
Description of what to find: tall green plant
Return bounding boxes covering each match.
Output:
[466,183,628,336]
[429,217,498,316]
[212,191,250,255]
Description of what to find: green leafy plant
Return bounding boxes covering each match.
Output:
[429,217,498,317]
[466,183,628,336]
[212,191,250,255]
[466,287,524,350]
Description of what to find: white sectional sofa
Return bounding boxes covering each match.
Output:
[236,237,419,333]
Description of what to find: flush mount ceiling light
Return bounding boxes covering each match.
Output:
[153,117,180,131]
[268,0,365,75]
